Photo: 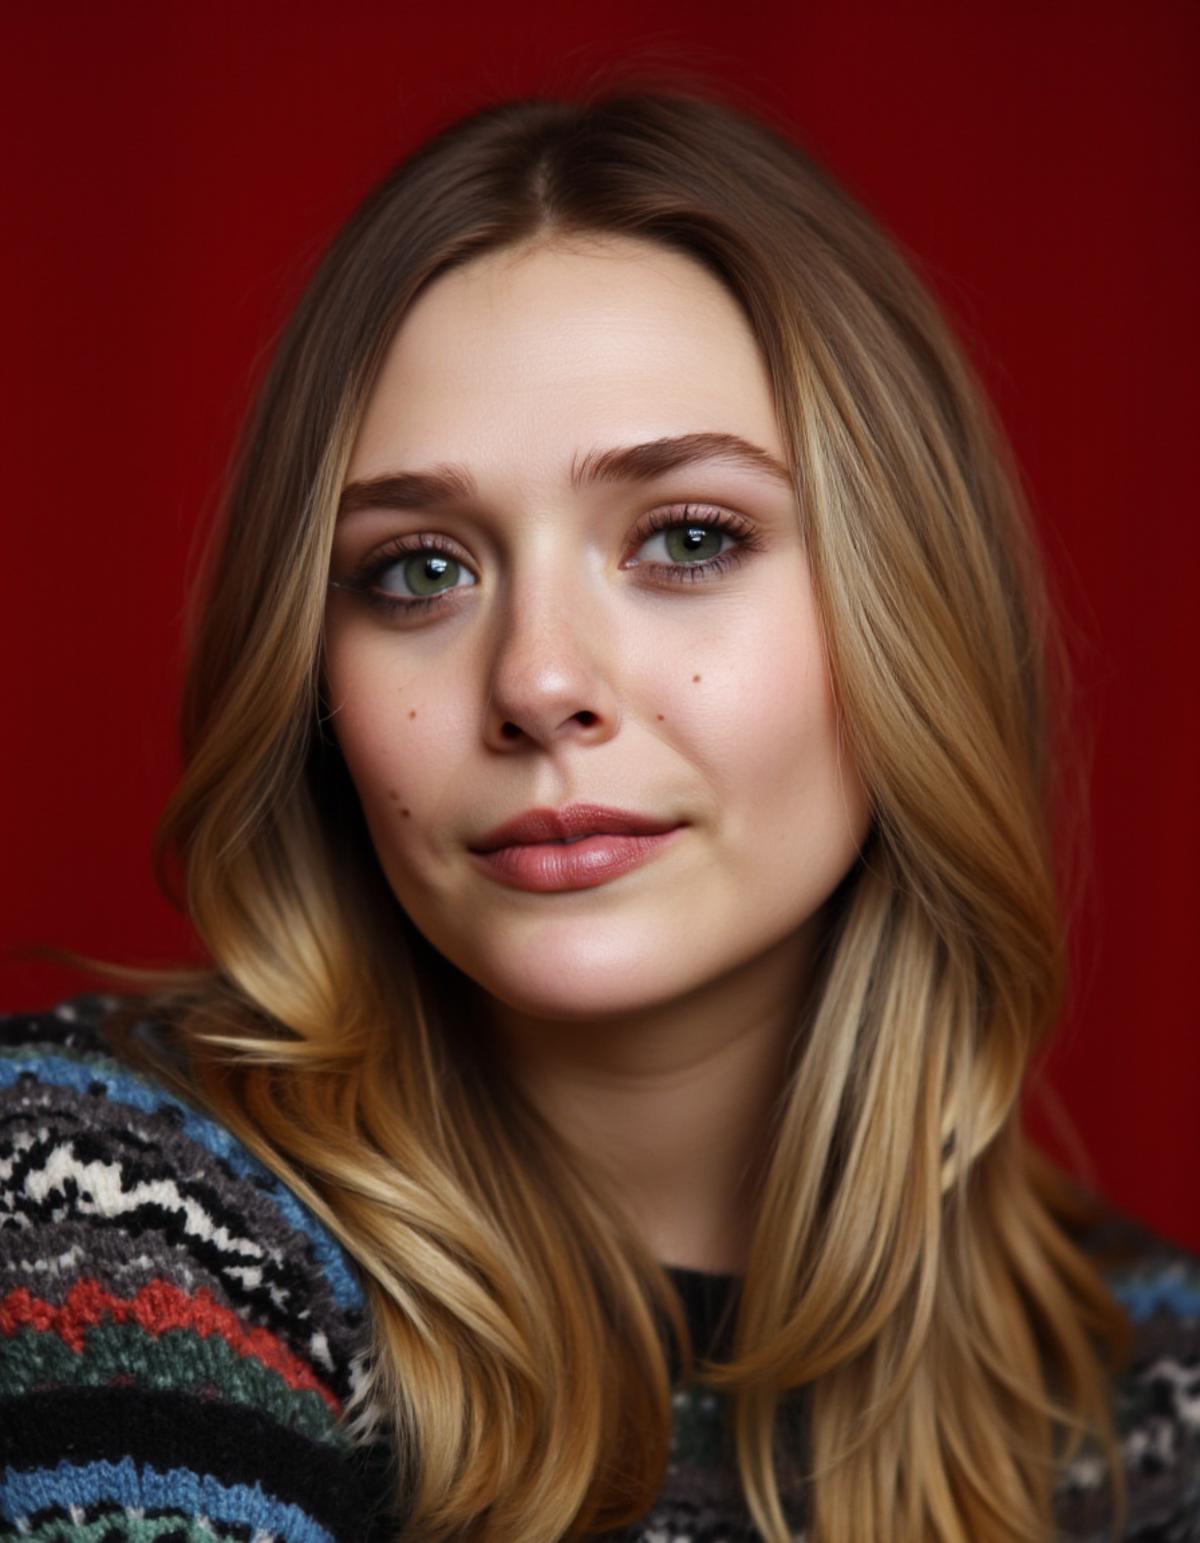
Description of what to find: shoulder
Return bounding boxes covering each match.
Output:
[1056,1199,1200,1539]
[0,993,397,1541]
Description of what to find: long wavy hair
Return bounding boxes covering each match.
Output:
[48,68,1135,1543]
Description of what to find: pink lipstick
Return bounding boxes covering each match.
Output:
[468,803,686,893]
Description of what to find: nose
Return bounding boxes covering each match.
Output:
[481,568,620,753]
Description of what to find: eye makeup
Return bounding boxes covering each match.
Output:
[328,503,767,622]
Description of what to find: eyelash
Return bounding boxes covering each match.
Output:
[332,505,765,621]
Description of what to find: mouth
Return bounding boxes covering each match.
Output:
[467,824,686,893]
[469,803,684,855]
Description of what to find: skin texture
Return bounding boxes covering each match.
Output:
[323,234,873,1273]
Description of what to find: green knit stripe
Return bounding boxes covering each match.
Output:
[18,1510,245,1541]
[1,1039,114,1066]
[0,1322,348,1448]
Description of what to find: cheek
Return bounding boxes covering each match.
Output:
[698,594,834,795]
[698,591,869,870]
[321,629,460,838]
[324,641,394,781]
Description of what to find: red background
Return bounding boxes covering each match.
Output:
[4,3,1197,1250]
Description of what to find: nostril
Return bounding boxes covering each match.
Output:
[576,711,597,726]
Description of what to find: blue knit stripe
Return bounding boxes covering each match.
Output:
[1108,1274,1200,1321]
[0,1049,363,1313]
[0,1456,335,1543]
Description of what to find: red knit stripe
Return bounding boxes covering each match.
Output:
[0,1279,342,1413]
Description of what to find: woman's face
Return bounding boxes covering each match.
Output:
[323,234,872,1022]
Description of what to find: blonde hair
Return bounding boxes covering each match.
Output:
[49,68,1134,1542]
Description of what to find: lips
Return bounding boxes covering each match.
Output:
[469,802,683,854]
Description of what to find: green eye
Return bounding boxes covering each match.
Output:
[331,504,762,623]
[393,552,468,598]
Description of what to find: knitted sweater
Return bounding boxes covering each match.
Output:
[1,995,1197,1542]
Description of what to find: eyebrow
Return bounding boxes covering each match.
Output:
[336,431,793,516]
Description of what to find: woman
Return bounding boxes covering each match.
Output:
[2,76,1196,1543]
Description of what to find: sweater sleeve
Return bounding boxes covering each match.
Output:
[1087,1209,1200,1541]
[0,995,400,1543]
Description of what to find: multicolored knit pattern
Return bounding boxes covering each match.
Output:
[0,995,396,1542]
[1,994,1197,1541]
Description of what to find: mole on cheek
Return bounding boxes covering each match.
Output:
[656,713,664,721]
[692,674,701,683]
[408,709,417,719]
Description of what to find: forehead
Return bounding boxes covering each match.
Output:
[348,235,784,484]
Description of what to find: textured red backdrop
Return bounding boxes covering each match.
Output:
[4,2,1197,1250]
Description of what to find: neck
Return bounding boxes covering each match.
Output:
[476,920,819,1276]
